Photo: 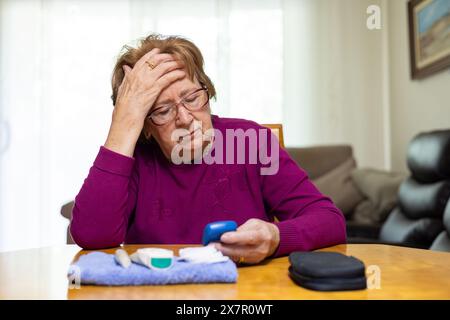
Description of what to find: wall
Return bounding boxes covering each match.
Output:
[283,0,388,170]
[388,0,450,173]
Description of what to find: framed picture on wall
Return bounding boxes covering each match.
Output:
[408,0,450,79]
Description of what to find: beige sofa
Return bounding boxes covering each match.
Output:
[287,145,406,239]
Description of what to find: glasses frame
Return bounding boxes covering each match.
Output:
[147,86,210,126]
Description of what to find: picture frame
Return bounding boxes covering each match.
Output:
[408,0,450,79]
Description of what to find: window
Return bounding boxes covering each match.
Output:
[0,0,283,251]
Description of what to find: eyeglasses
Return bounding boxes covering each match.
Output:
[147,87,209,126]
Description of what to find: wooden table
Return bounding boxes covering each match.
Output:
[0,244,449,299]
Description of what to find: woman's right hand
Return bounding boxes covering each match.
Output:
[105,48,186,157]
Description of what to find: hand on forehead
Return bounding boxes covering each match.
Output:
[153,74,199,109]
[137,47,176,67]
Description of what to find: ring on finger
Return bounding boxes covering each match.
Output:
[145,60,156,70]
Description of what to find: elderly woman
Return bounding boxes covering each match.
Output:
[70,34,346,265]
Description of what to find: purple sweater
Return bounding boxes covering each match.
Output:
[70,115,346,256]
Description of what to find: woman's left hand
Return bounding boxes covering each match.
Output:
[214,218,280,265]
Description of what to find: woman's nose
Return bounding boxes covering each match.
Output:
[175,105,193,126]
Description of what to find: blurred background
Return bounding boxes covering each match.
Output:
[0,0,449,252]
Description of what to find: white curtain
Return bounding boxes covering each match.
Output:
[0,0,387,252]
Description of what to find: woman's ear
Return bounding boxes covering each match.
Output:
[143,122,152,140]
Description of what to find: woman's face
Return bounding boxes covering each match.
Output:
[147,76,213,162]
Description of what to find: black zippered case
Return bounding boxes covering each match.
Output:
[288,251,367,291]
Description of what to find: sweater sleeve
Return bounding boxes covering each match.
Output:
[70,146,138,249]
[258,132,347,257]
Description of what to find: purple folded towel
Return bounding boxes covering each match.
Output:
[69,252,238,286]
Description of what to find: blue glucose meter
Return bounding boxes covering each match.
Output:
[202,220,238,245]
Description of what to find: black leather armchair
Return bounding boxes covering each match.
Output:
[430,200,450,252]
[350,129,450,249]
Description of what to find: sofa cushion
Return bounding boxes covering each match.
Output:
[287,145,353,180]
[379,207,443,248]
[312,157,364,216]
[444,200,450,233]
[351,200,377,225]
[430,231,450,252]
[430,200,450,251]
[350,168,406,224]
[407,130,450,183]
[398,178,450,220]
